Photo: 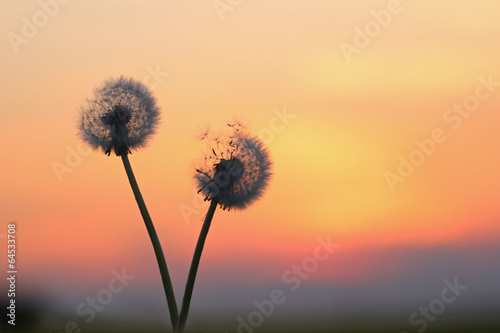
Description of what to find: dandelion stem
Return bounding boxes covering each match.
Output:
[121,153,179,332]
[178,199,218,332]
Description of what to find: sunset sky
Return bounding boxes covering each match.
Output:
[1,1,500,332]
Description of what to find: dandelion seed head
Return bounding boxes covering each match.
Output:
[195,124,272,211]
[79,76,160,156]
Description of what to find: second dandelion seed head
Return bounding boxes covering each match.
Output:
[195,122,272,211]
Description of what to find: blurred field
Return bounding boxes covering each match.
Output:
[3,317,500,333]
[2,294,499,333]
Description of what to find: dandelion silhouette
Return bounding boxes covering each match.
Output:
[178,122,272,332]
[79,80,272,332]
[78,76,179,331]
[79,76,160,156]
[195,122,272,211]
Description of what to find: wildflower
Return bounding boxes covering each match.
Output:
[195,122,272,210]
[79,76,160,156]
[77,77,178,331]
[178,122,272,332]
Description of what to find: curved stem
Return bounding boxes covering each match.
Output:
[178,199,218,332]
[121,153,179,332]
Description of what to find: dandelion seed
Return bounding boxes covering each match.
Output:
[79,76,160,156]
[194,124,272,210]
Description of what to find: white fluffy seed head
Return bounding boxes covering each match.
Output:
[195,122,272,211]
[79,76,160,156]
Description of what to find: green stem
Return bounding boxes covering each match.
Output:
[178,199,218,332]
[121,153,179,332]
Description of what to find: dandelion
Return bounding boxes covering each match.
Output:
[178,122,272,332]
[195,122,272,210]
[79,76,160,156]
[78,76,179,332]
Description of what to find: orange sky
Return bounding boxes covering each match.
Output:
[1,1,500,324]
